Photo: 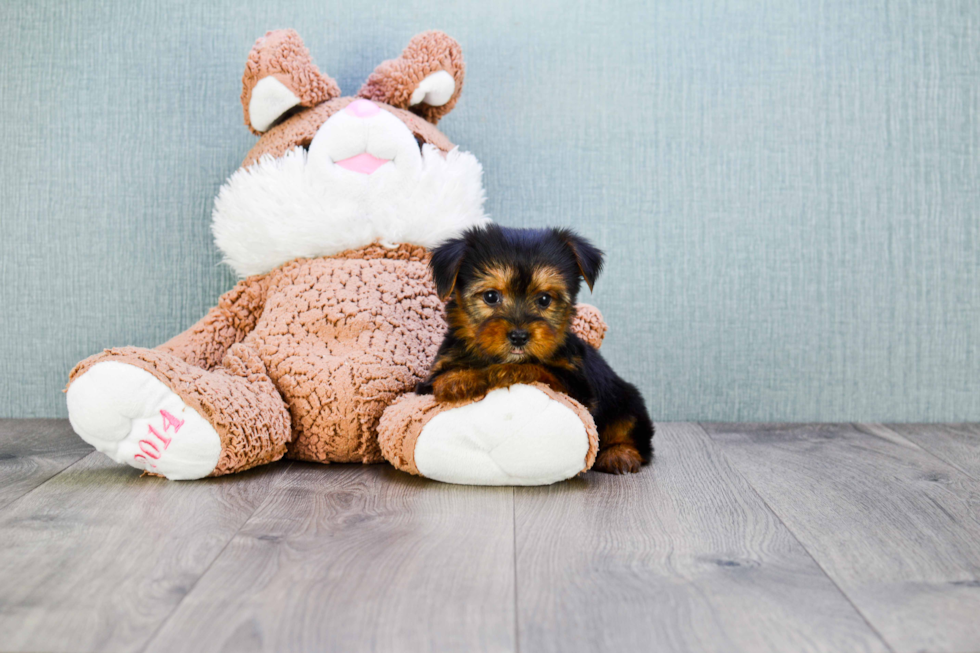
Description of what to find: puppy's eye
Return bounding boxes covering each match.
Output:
[483,290,502,305]
[536,293,552,309]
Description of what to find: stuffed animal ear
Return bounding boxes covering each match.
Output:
[556,229,604,292]
[241,29,341,134]
[358,31,465,125]
[429,236,469,300]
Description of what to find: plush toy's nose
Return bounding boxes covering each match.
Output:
[346,99,381,118]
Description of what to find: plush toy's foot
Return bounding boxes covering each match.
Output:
[68,345,292,478]
[378,383,599,486]
[67,361,221,480]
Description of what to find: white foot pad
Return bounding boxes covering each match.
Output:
[414,384,590,486]
[67,361,221,480]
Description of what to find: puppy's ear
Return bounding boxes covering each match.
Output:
[429,237,468,300]
[558,229,604,292]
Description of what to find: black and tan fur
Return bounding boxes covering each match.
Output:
[417,225,654,474]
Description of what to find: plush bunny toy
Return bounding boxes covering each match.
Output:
[67,30,607,485]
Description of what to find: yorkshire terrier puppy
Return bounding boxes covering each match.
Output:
[416,224,654,474]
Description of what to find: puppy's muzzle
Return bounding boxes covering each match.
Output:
[507,329,530,347]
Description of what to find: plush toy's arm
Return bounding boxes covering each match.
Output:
[571,304,607,349]
[376,304,607,486]
[157,273,271,371]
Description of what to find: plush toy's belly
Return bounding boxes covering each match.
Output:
[243,250,446,463]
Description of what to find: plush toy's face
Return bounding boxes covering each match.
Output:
[211,30,490,278]
[305,98,434,197]
[310,99,421,176]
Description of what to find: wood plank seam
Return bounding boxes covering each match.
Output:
[140,465,517,652]
[512,487,521,653]
[137,461,297,653]
[870,423,980,483]
[696,422,898,653]
[514,422,891,653]
[702,421,980,652]
[0,449,96,514]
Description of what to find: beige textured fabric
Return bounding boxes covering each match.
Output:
[358,30,465,125]
[571,304,608,350]
[258,245,446,463]
[376,390,447,476]
[67,241,608,478]
[69,244,441,474]
[157,273,272,371]
[69,343,292,477]
[241,29,341,136]
[377,382,600,478]
[67,29,611,482]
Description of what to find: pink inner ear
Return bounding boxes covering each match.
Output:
[335,152,390,174]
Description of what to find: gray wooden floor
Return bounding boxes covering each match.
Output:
[1,421,979,653]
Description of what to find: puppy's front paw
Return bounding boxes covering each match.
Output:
[432,369,489,403]
[593,444,643,474]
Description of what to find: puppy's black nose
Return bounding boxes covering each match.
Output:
[508,329,530,347]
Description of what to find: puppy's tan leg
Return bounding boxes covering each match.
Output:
[432,368,490,403]
[594,417,643,474]
[486,364,566,394]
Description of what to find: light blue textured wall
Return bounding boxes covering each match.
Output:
[1,0,978,420]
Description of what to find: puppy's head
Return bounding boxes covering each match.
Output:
[430,225,603,362]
